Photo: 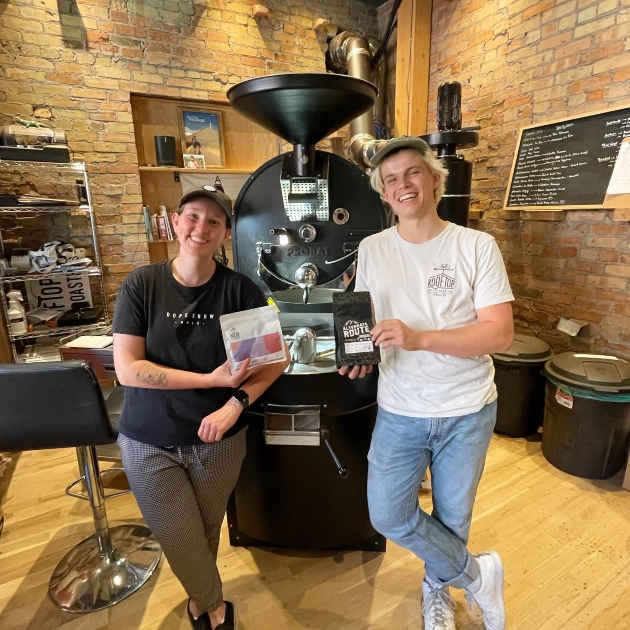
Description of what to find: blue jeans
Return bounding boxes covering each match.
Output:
[367,401,497,589]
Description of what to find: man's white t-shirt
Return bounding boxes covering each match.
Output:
[355,222,514,418]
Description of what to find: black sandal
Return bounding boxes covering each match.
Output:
[213,601,235,630]
[187,599,212,630]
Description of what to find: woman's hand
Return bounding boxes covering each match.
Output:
[371,319,422,351]
[198,399,242,442]
[204,358,251,389]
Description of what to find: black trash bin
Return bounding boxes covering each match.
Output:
[543,352,630,479]
[492,333,552,437]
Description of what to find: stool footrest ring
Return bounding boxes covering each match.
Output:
[65,467,131,500]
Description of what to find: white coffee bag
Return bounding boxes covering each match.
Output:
[220,305,286,372]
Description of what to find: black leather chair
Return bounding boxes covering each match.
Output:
[0,361,161,613]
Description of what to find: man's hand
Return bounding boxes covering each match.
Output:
[204,359,251,389]
[338,364,373,379]
[371,319,421,351]
[198,399,242,442]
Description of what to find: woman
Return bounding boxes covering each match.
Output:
[112,186,288,630]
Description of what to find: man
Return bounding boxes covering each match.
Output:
[341,137,514,630]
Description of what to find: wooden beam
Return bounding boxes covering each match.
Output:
[394,0,433,136]
[0,306,13,363]
[313,18,338,38]
[251,4,269,18]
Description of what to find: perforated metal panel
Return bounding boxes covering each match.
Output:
[280,178,329,221]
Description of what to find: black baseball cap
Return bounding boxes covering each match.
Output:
[371,136,432,167]
[177,185,233,222]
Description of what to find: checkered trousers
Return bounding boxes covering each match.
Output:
[118,429,247,612]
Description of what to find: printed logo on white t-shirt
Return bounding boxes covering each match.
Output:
[428,263,455,296]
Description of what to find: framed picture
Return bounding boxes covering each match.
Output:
[178,108,225,168]
[183,153,206,169]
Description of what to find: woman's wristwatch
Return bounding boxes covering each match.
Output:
[231,389,250,409]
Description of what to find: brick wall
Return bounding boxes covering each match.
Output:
[0,0,378,302]
[429,0,630,357]
[4,0,627,357]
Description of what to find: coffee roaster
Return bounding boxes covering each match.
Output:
[225,73,387,551]
[229,73,386,311]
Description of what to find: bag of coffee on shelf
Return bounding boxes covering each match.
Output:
[332,291,380,369]
[220,305,286,372]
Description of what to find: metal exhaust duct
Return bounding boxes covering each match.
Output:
[330,32,480,228]
[328,31,386,168]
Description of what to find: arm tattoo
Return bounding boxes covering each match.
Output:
[135,364,168,388]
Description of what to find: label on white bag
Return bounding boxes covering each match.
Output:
[555,387,574,409]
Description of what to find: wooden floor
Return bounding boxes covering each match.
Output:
[0,435,628,630]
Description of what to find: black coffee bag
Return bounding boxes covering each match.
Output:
[332,291,381,368]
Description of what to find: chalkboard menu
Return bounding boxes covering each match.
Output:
[505,106,630,209]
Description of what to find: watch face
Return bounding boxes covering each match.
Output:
[234,390,249,407]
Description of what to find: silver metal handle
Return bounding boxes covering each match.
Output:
[324,249,358,265]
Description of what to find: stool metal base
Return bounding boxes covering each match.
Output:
[49,524,161,613]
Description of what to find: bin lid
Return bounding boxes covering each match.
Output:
[492,333,552,364]
[544,352,630,393]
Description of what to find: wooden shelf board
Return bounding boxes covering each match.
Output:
[139,166,253,174]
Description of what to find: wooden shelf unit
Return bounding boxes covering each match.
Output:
[147,240,180,264]
[131,94,278,263]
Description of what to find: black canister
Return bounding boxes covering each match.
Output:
[437,81,462,131]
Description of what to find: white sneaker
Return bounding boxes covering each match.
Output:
[465,551,506,630]
[422,577,456,630]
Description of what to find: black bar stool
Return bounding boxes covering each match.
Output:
[66,385,128,501]
[0,360,161,613]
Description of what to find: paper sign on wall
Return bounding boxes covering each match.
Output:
[606,136,630,195]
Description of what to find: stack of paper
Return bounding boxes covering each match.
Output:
[64,335,113,349]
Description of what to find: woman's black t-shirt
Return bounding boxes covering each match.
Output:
[112,261,267,446]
